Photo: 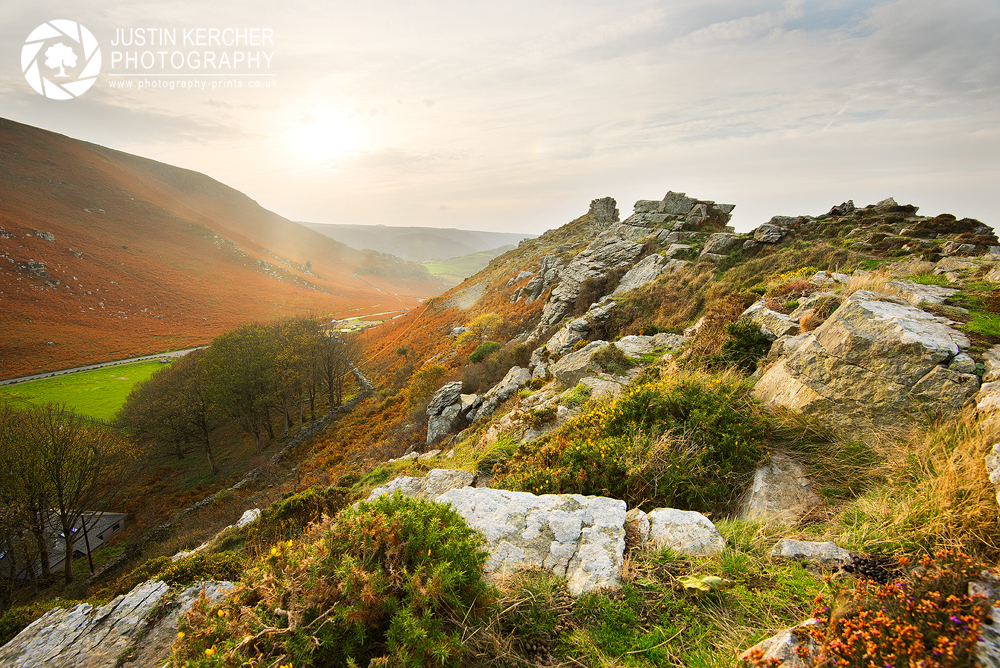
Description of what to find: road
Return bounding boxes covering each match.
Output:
[0,348,203,386]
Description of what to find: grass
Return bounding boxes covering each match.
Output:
[0,360,168,421]
[423,248,511,285]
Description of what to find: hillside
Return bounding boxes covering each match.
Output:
[0,118,446,379]
[303,221,533,262]
[5,189,1000,667]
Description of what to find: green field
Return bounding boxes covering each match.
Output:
[0,360,168,421]
[422,247,511,285]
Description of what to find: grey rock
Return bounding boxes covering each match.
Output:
[743,239,763,252]
[771,538,853,569]
[523,254,563,304]
[661,191,697,216]
[646,508,725,555]
[741,455,822,524]
[986,443,1000,508]
[427,402,461,443]
[546,317,591,355]
[739,620,819,668]
[367,468,475,502]
[651,333,690,351]
[664,243,692,258]
[451,326,468,337]
[551,341,609,388]
[507,270,534,286]
[32,229,56,243]
[437,487,627,595]
[613,254,671,295]
[235,508,261,528]
[418,449,442,460]
[614,335,654,357]
[634,199,665,214]
[950,352,978,374]
[788,292,839,321]
[579,375,625,400]
[700,252,729,263]
[428,382,464,416]
[741,301,799,340]
[701,233,742,256]
[472,366,532,420]
[460,393,481,413]
[755,290,977,430]
[886,280,958,306]
[685,203,709,225]
[0,579,235,668]
[753,224,787,244]
[984,346,1000,382]
[589,197,619,225]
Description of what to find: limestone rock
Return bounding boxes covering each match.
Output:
[741,455,822,524]
[418,449,441,460]
[700,233,742,257]
[770,538,853,569]
[984,345,1000,382]
[551,341,609,388]
[651,332,690,352]
[614,335,655,357]
[739,620,819,668]
[589,197,620,225]
[367,468,475,502]
[523,254,563,303]
[755,290,977,429]
[579,375,625,400]
[753,224,787,244]
[0,579,235,667]
[427,402,461,443]
[437,487,627,595]
[986,444,1000,507]
[626,508,650,544]
[646,508,725,555]
[741,301,799,340]
[471,366,532,421]
[428,382,464,416]
[235,508,261,528]
[613,254,671,295]
[886,280,958,306]
[460,393,481,413]
[949,352,977,374]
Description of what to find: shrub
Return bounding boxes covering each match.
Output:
[718,320,772,372]
[591,343,636,376]
[561,383,593,409]
[460,342,530,394]
[789,551,993,668]
[247,485,351,550]
[494,370,770,514]
[172,494,493,668]
[469,340,501,364]
[111,555,171,596]
[157,552,243,585]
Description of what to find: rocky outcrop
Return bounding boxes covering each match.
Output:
[427,381,466,444]
[550,341,609,387]
[612,254,686,295]
[0,580,234,668]
[589,197,620,226]
[700,232,742,258]
[545,297,616,355]
[741,301,800,340]
[521,254,563,303]
[367,468,475,502]
[438,487,627,596]
[740,455,822,524]
[753,223,787,244]
[469,366,531,421]
[770,539,853,569]
[646,508,725,555]
[755,290,979,429]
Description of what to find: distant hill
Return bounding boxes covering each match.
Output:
[0,118,447,379]
[422,246,516,286]
[302,223,534,263]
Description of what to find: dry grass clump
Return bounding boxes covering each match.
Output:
[830,409,1000,558]
[840,270,898,298]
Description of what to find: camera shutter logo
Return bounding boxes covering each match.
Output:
[22,20,101,100]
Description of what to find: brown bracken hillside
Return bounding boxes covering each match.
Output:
[0,118,446,379]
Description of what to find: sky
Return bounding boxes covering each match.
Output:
[1,0,998,234]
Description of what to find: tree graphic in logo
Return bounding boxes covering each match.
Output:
[22,20,101,100]
[45,43,78,77]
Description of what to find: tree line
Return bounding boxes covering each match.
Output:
[116,317,359,475]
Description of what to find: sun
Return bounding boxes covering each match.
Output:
[296,115,358,163]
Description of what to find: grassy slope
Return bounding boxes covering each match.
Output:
[422,246,515,285]
[0,359,166,421]
[0,118,445,379]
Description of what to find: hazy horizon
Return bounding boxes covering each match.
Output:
[2,0,998,234]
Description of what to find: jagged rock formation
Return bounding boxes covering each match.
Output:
[550,341,610,387]
[545,297,616,355]
[469,366,531,422]
[368,468,475,501]
[755,289,979,429]
[0,580,234,667]
[611,253,686,295]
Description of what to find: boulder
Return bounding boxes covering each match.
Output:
[0,580,234,668]
[755,290,979,429]
[740,455,822,524]
[589,197,620,225]
[551,341,609,388]
[662,191,698,216]
[626,508,651,544]
[651,332,690,352]
[770,538,853,569]
[614,335,655,357]
[367,468,475,502]
[471,366,532,421]
[753,224,787,244]
[700,233,742,257]
[427,382,464,416]
[427,403,461,443]
[646,508,725,555]
[235,508,261,528]
[438,488,626,595]
[739,620,819,668]
[579,375,625,400]
[741,301,799,340]
[984,345,1000,382]
[885,280,958,306]
[546,317,591,355]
